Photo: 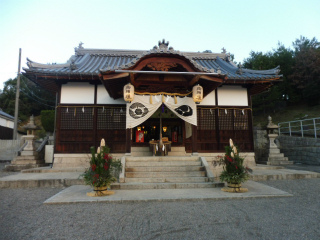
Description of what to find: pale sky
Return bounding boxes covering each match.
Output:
[0,0,319,89]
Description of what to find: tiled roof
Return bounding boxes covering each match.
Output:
[23,41,281,80]
[0,109,14,121]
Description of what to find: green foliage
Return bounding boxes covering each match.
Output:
[213,141,251,184]
[290,36,320,106]
[81,141,122,188]
[41,110,55,133]
[0,76,55,122]
[243,37,320,115]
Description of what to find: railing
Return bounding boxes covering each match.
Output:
[278,117,320,138]
[36,136,49,153]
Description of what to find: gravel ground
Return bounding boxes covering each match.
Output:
[0,178,319,240]
[1,162,320,239]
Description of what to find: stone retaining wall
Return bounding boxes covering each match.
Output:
[0,140,21,161]
[278,135,320,165]
[253,128,269,162]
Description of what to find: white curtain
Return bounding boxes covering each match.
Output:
[126,94,197,129]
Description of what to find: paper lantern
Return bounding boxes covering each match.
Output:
[123,83,134,102]
[192,84,203,103]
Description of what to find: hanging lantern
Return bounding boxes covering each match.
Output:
[163,126,167,132]
[192,84,203,104]
[123,83,134,102]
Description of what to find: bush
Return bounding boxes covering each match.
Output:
[40,110,55,133]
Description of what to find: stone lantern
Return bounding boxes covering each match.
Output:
[266,116,292,165]
[22,115,40,154]
[4,115,44,171]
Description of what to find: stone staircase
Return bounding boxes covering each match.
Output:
[115,156,223,190]
[5,154,46,171]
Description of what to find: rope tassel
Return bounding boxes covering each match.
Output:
[174,95,177,104]
[150,95,153,104]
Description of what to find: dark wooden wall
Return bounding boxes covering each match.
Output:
[185,108,253,152]
[0,125,13,139]
[55,105,126,153]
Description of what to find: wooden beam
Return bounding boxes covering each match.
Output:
[189,75,200,86]
[102,72,129,80]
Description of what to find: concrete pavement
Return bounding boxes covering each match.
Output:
[44,181,292,204]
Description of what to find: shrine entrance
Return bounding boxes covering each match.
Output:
[132,106,185,147]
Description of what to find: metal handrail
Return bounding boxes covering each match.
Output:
[17,141,28,155]
[36,136,49,152]
[278,117,320,138]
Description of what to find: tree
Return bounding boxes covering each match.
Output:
[243,43,296,115]
[290,36,320,105]
[0,76,55,122]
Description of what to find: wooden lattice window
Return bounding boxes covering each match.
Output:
[60,107,93,130]
[218,109,233,130]
[197,109,216,130]
[97,107,126,130]
[234,109,249,130]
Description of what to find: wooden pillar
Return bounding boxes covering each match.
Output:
[215,88,220,150]
[125,128,131,154]
[192,124,198,154]
[247,91,254,151]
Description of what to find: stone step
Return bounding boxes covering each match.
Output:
[167,152,190,156]
[126,156,199,161]
[125,171,206,178]
[267,160,294,165]
[4,164,47,172]
[124,176,209,183]
[11,159,43,165]
[13,155,39,160]
[111,182,224,190]
[131,147,150,152]
[126,161,201,167]
[131,152,153,157]
[22,167,86,173]
[268,153,285,158]
[126,166,205,172]
[268,157,289,161]
[171,147,186,151]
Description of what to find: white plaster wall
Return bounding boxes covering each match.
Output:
[60,82,95,104]
[199,90,216,106]
[0,118,6,127]
[0,118,14,128]
[217,85,248,106]
[97,85,126,104]
[6,120,14,128]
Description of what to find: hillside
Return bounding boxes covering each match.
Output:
[252,103,320,128]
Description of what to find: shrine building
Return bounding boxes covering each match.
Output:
[23,40,281,169]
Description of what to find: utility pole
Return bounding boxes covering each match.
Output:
[13,48,21,140]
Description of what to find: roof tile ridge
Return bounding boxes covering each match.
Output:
[26,58,70,69]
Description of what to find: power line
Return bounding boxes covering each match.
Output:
[20,78,55,103]
[20,89,55,108]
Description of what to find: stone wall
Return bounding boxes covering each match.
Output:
[0,140,21,161]
[278,135,320,165]
[253,128,268,162]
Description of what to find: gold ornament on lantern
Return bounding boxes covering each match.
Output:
[123,83,134,102]
[192,84,203,104]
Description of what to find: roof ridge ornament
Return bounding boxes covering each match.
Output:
[237,63,243,75]
[74,42,84,54]
[158,39,170,50]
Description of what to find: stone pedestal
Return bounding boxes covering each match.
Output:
[266,116,293,165]
[5,116,46,171]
